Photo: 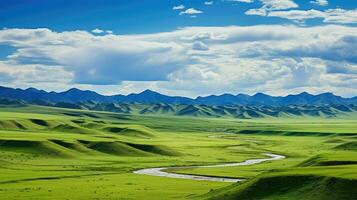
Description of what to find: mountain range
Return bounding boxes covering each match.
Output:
[0,86,356,106]
[1,86,357,119]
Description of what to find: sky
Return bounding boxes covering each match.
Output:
[0,0,356,97]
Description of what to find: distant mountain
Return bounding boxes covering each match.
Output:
[1,98,355,119]
[84,103,357,119]
[56,88,110,102]
[124,89,193,104]
[0,86,356,106]
[196,94,249,105]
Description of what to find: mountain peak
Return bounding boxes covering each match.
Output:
[299,92,311,95]
[139,89,161,96]
[63,88,99,95]
[66,88,83,93]
[253,92,269,97]
[25,87,41,93]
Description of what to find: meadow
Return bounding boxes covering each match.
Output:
[0,105,356,199]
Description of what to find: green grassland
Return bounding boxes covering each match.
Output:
[0,105,356,199]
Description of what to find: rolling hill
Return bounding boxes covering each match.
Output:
[0,98,356,119]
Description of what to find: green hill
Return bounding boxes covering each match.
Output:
[205,174,357,200]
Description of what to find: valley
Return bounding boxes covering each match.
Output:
[0,105,356,199]
[2,1,357,199]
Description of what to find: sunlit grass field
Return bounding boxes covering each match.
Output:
[0,105,356,199]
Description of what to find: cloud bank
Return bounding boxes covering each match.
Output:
[0,25,356,97]
[244,0,357,24]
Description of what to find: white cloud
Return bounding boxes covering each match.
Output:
[0,25,356,97]
[173,5,185,10]
[268,9,324,21]
[192,41,209,51]
[266,9,357,24]
[244,0,356,25]
[0,61,72,88]
[245,0,298,17]
[92,29,113,35]
[310,0,328,6]
[245,8,267,16]
[260,0,298,11]
[324,9,357,24]
[0,29,191,85]
[204,1,214,5]
[179,8,203,15]
[0,71,14,83]
[91,28,104,34]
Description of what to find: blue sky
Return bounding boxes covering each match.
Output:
[0,0,356,97]
[1,0,356,33]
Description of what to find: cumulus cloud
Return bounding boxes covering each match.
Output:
[0,61,72,90]
[0,25,356,96]
[192,41,209,51]
[260,0,298,10]
[325,61,357,74]
[245,8,266,16]
[245,0,299,17]
[179,8,203,15]
[324,9,357,24]
[0,72,14,83]
[92,29,113,35]
[310,0,328,6]
[268,9,324,21]
[173,5,185,10]
[204,1,214,5]
[245,0,356,25]
[267,9,357,24]
[55,42,190,84]
[281,35,357,64]
[0,28,191,85]
[91,28,104,34]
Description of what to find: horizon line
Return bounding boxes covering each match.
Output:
[0,85,355,99]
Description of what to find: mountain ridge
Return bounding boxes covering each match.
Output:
[1,97,356,119]
[0,86,356,106]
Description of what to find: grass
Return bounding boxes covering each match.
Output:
[204,174,357,200]
[0,105,356,199]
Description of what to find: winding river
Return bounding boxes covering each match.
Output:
[134,153,285,183]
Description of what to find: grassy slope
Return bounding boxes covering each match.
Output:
[197,129,357,199]
[205,174,357,200]
[0,105,356,199]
